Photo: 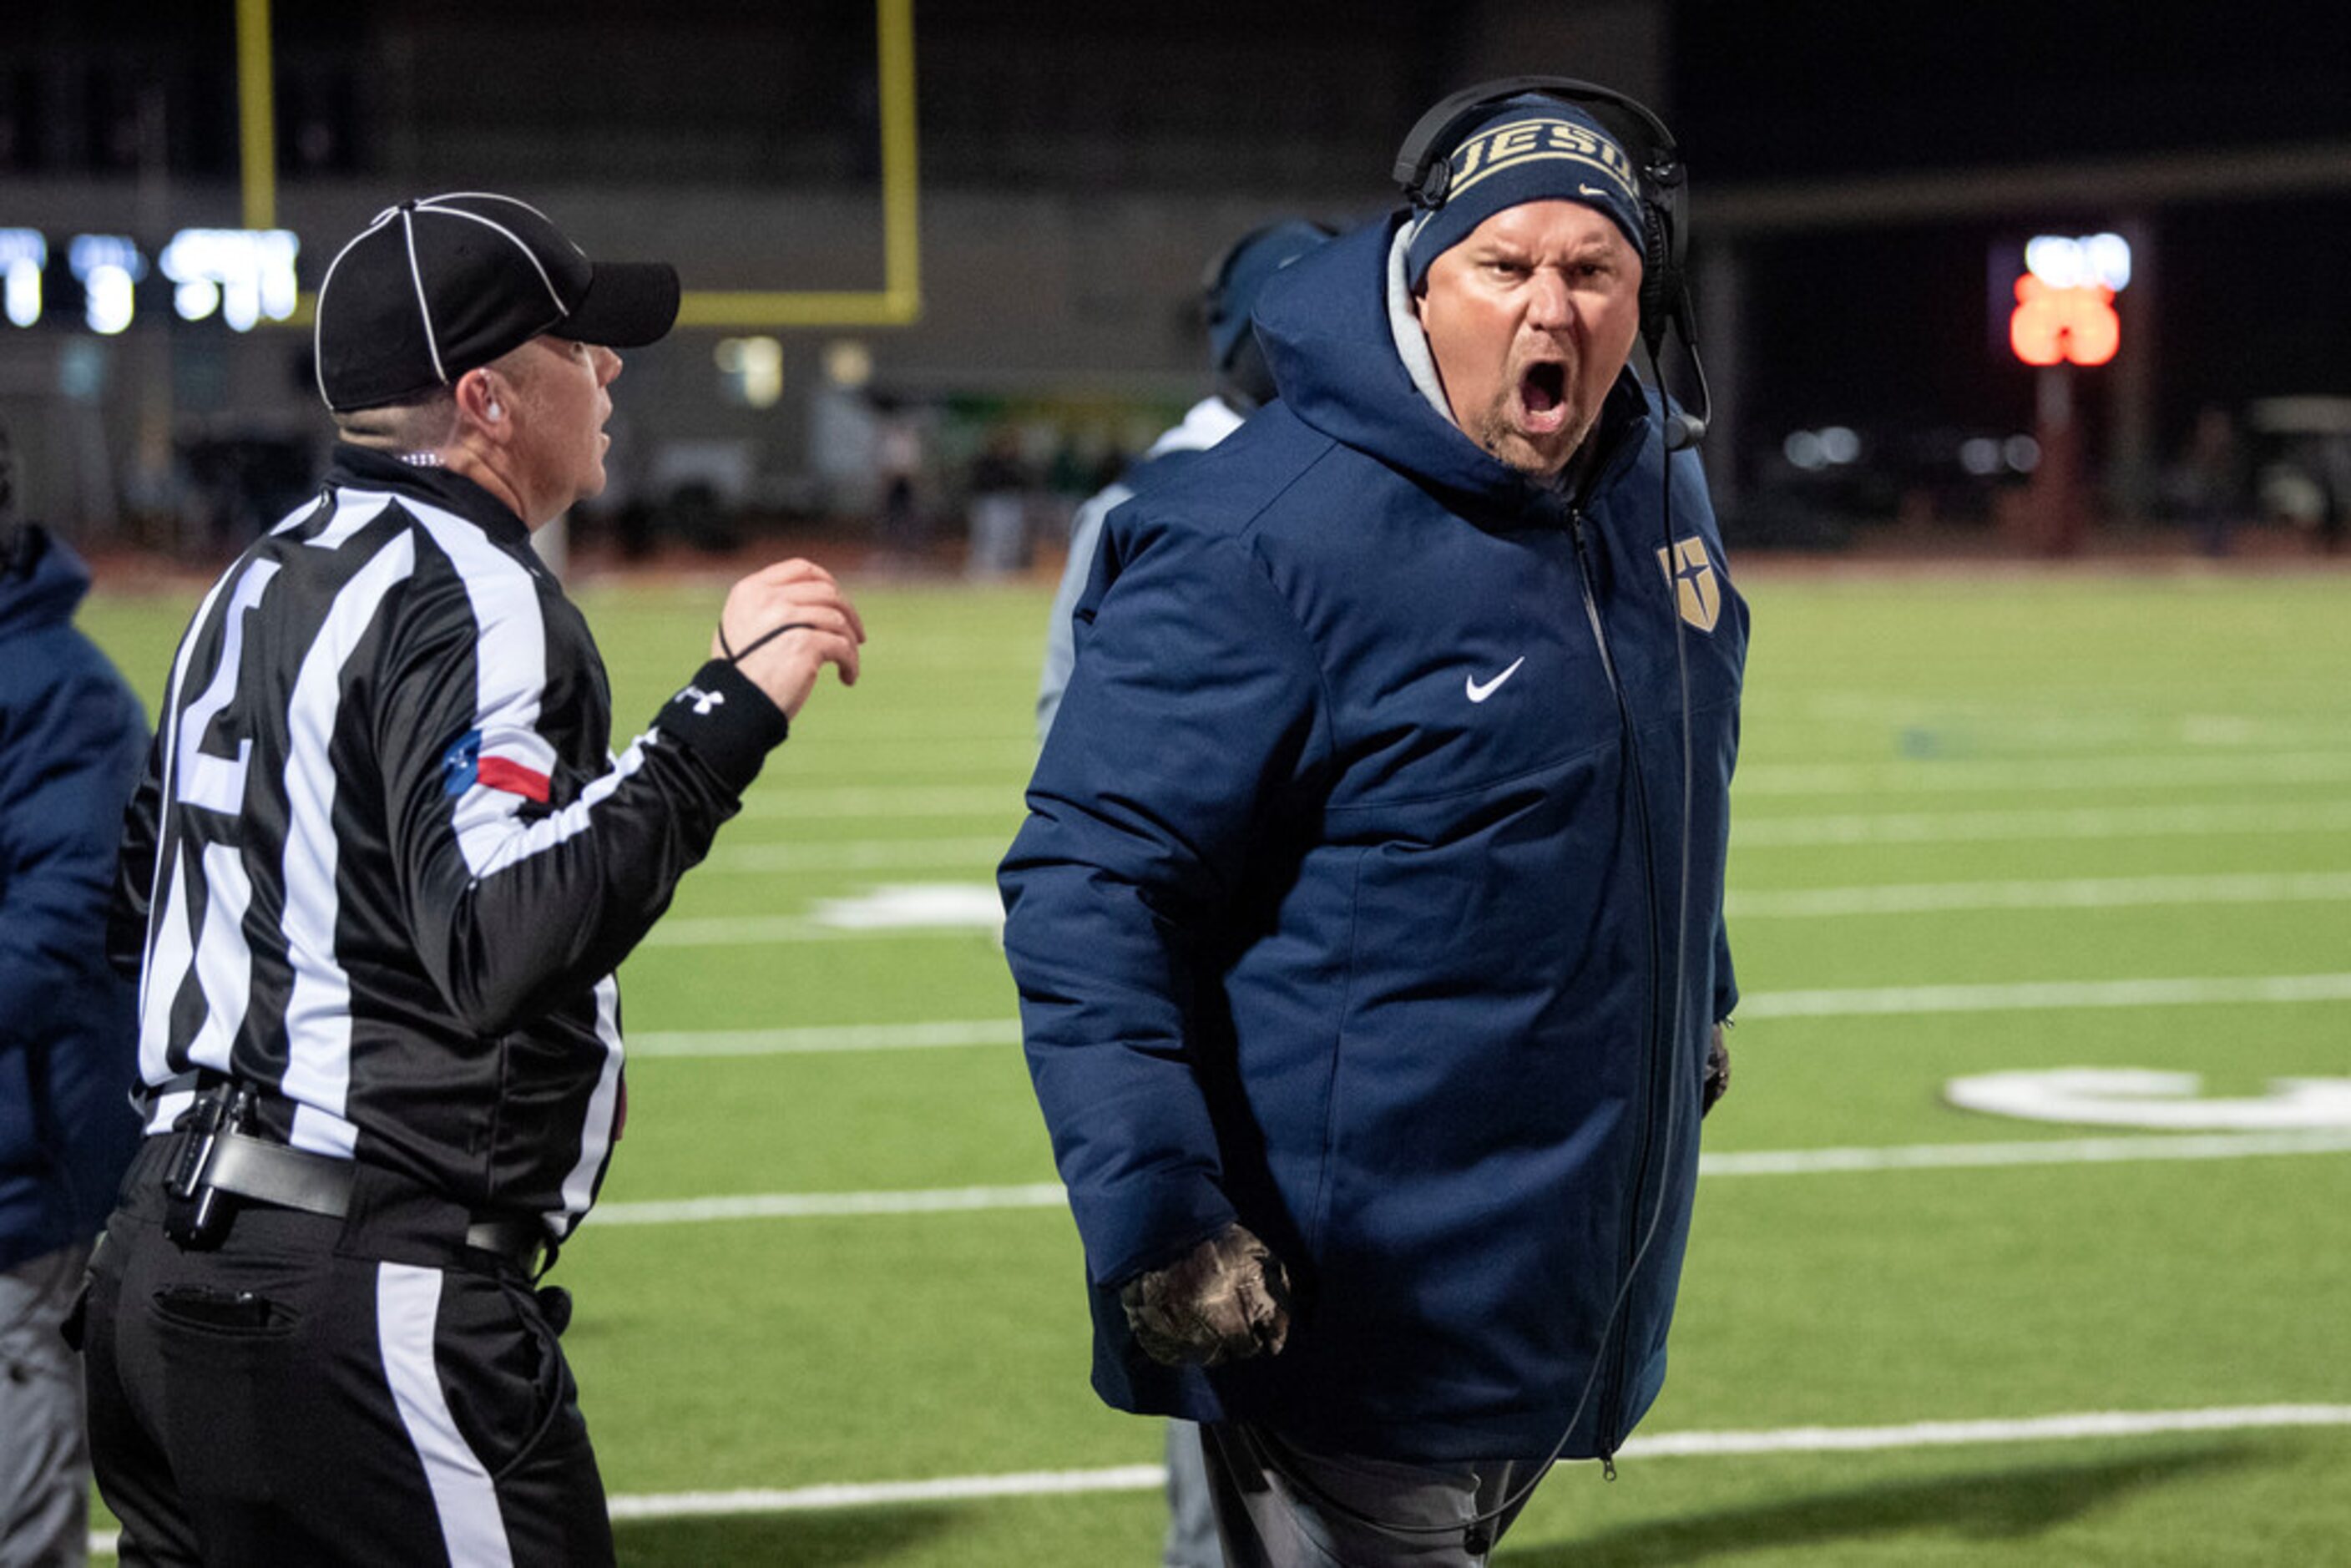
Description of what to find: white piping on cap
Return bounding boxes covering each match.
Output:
[417,198,571,321]
[398,208,448,385]
[427,192,578,254]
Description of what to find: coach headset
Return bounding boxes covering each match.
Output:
[1251,78,1718,1550]
[1393,74,1712,451]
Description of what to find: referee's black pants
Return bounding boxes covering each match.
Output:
[78,1138,614,1566]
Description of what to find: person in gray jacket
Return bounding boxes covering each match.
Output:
[1036,216,1331,1568]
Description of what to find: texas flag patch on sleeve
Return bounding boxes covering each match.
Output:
[442,728,553,803]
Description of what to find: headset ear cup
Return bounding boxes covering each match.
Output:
[1417,158,1452,212]
[1640,203,1672,341]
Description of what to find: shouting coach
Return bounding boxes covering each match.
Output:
[1000,80,1746,1565]
[80,194,862,1565]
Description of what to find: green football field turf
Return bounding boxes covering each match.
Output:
[77,562,2351,1565]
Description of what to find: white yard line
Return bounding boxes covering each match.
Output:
[590,1130,2351,1228]
[1725,871,2351,917]
[703,836,1013,872]
[595,1183,1070,1225]
[1732,799,2351,847]
[1733,750,2351,797]
[88,1403,2351,1552]
[628,974,2351,1055]
[736,786,1019,820]
[720,753,2351,823]
[629,1019,1024,1056]
[1735,972,2351,1018]
[1617,1404,2351,1459]
[606,1465,1168,1519]
[650,863,2351,943]
[1695,1129,2351,1175]
[695,801,2351,873]
[644,916,905,945]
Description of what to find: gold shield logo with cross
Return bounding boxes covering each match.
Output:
[1655,537,1722,632]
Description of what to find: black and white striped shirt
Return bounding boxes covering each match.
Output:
[114,445,786,1238]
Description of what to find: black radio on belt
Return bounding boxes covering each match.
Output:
[164,1085,258,1248]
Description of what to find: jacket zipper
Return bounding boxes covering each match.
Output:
[1567,483,1670,1465]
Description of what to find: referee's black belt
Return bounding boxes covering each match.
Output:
[170,1127,549,1277]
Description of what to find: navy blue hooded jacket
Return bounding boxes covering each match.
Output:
[999,214,1747,1463]
[0,526,147,1271]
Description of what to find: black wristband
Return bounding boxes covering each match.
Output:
[653,659,789,792]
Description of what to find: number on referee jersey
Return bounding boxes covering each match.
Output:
[174,558,281,815]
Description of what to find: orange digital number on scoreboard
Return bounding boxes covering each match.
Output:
[2010,274,2120,367]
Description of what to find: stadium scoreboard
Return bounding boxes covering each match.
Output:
[0,225,300,336]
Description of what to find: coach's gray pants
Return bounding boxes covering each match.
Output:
[1199,1423,1547,1567]
[1165,1419,1219,1568]
[2,1241,94,1568]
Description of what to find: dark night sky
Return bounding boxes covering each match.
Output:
[1671,1,2351,178]
[1669,2,2351,458]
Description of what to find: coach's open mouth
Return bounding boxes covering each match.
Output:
[1519,362,1569,432]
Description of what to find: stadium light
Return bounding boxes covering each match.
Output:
[0,230,43,326]
[69,235,145,335]
[2025,232,2131,292]
[160,228,301,330]
[715,336,786,408]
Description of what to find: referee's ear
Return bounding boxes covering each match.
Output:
[454,367,508,439]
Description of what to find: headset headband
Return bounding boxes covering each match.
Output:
[1393,75,1681,212]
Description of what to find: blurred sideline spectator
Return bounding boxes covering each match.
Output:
[2313,434,2351,555]
[0,421,149,1568]
[1037,219,1333,738]
[873,396,933,567]
[1032,216,1332,1568]
[965,426,1031,578]
[2172,404,2246,557]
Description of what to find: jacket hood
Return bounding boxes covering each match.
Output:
[0,524,93,638]
[1252,213,1650,518]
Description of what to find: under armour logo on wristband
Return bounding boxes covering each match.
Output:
[674,685,726,716]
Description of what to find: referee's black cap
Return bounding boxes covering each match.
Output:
[314,192,680,412]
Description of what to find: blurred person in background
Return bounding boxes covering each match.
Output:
[77,193,864,1565]
[1037,218,1332,741]
[2173,403,2246,558]
[2313,432,2351,555]
[0,421,149,1568]
[965,425,1032,579]
[872,393,932,568]
[1034,216,1332,1568]
[1002,81,1742,1566]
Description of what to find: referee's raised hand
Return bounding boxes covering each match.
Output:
[712,558,867,718]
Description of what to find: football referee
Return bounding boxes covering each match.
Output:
[77,193,864,1565]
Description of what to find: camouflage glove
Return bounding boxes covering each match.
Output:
[1119,1222,1292,1368]
[1701,1022,1732,1117]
